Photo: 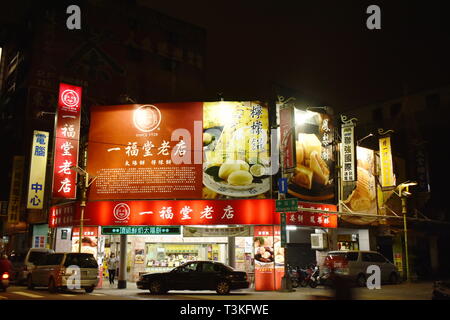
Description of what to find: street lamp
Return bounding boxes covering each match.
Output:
[357,133,374,146]
[70,166,97,253]
[395,181,417,283]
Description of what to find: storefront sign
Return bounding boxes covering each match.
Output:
[254,226,284,291]
[341,125,356,182]
[27,131,49,209]
[52,83,82,199]
[49,202,76,228]
[414,146,430,193]
[183,226,251,237]
[75,199,276,226]
[379,136,395,189]
[87,103,203,200]
[8,156,25,223]
[102,226,181,235]
[288,108,335,203]
[287,202,338,228]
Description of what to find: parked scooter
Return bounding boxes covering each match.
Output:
[287,265,300,288]
[300,264,322,288]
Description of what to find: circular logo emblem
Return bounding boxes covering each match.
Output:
[61,89,80,108]
[113,203,131,221]
[133,105,161,132]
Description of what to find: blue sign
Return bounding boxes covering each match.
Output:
[278,178,288,194]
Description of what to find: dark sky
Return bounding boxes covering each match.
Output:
[144,0,450,111]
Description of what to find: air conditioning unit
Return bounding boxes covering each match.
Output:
[311,233,328,250]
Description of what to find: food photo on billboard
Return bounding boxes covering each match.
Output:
[202,101,272,200]
[285,107,336,204]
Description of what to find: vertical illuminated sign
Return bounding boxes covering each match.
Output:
[27,131,49,209]
[341,125,356,182]
[52,83,82,199]
[8,156,25,223]
[379,136,395,188]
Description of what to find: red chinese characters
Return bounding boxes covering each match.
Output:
[52,83,82,199]
[73,199,275,226]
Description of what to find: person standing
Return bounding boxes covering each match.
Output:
[107,253,118,286]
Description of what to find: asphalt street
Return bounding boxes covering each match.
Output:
[0,281,433,300]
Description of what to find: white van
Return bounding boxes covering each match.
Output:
[13,248,54,284]
[323,250,401,287]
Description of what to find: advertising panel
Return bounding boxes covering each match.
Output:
[342,147,378,225]
[8,156,25,223]
[72,226,98,258]
[52,83,82,199]
[87,103,203,200]
[87,101,272,201]
[279,105,295,171]
[286,108,335,203]
[254,226,284,291]
[379,136,395,189]
[27,131,49,209]
[202,101,271,199]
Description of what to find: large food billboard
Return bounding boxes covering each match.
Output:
[341,146,378,225]
[281,107,336,203]
[87,101,272,200]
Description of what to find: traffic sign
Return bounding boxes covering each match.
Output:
[275,198,298,212]
[278,178,288,194]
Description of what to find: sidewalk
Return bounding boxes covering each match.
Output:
[95,278,433,300]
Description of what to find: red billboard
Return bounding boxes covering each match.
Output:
[287,202,338,228]
[87,103,203,200]
[52,83,82,199]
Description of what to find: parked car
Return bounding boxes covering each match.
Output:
[27,252,99,293]
[10,248,54,285]
[137,261,249,295]
[322,250,400,287]
[432,280,450,300]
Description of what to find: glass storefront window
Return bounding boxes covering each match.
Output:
[145,243,203,273]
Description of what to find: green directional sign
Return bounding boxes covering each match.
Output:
[101,226,181,235]
[275,198,298,212]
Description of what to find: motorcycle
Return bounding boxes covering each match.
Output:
[300,264,322,288]
[1,272,10,292]
[287,265,300,288]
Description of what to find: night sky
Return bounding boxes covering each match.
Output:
[144,0,450,111]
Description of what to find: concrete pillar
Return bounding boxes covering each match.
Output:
[358,229,370,251]
[228,237,236,268]
[118,234,127,289]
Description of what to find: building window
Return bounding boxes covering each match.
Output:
[372,107,383,123]
[389,103,402,117]
[425,93,440,109]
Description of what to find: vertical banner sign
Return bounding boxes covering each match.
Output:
[341,125,356,182]
[279,105,295,171]
[52,83,82,199]
[27,131,49,209]
[415,146,430,193]
[8,156,25,223]
[254,226,284,291]
[379,136,395,188]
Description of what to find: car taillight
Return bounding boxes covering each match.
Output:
[2,273,9,280]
